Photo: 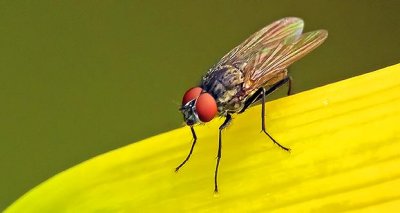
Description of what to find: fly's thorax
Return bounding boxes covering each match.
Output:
[201,65,245,114]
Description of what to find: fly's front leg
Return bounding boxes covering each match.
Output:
[260,87,290,151]
[214,113,232,193]
[175,126,197,172]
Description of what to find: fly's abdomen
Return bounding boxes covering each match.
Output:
[201,65,245,114]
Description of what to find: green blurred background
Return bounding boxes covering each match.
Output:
[0,0,399,209]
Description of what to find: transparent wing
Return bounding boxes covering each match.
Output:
[242,30,328,91]
[215,17,305,69]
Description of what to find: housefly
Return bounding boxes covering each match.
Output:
[176,17,328,192]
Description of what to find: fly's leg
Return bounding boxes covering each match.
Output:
[214,114,232,193]
[260,87,290,152]
[238,76,291,151]
[287,76,293,96]
[175,126,197,172]
[239,76,291,114]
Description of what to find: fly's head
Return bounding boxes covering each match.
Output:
[180,87,218,126]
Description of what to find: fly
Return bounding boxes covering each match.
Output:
[176,17,328,192]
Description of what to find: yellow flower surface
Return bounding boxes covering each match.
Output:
[6,64,400,212]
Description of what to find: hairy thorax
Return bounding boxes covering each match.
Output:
[201,65,245,115]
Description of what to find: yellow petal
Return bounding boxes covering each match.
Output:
[6,64,400,212]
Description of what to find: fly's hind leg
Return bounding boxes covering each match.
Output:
[239,76,291,151]
[287,75,293,96]
[239,76,291,114]
[260,87,290,152]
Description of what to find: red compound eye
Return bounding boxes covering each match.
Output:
[182,87,202,105]
[195,93,217,122]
